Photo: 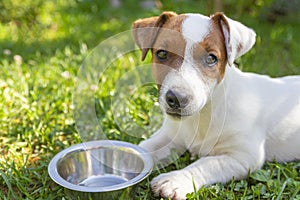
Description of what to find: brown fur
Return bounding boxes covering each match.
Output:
[133,12,187,90]
[151,14,187,87]
[132,12,178,61]
[197,13,229,82]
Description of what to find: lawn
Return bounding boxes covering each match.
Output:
[0,0,299,199]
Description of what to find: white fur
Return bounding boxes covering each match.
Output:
[222,16,256,65]
[182,14,210,44]
[139,13,300,200]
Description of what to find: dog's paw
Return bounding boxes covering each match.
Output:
[151,170,195,200]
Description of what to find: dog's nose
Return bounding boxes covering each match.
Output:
[166,90,189,109]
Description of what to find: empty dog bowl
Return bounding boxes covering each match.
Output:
[48,140,153,199]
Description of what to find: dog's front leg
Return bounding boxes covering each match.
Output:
[139,128,184,163]
[152,151,264,200]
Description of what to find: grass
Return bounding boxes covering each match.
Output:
[0,0,300,199]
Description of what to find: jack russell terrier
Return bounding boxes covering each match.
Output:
[132,11,300,199]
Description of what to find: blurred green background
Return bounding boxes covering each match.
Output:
[0,0,299,199]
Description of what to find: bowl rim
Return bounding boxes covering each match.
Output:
[48,140,153,192]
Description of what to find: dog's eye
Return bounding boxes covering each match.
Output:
[206,54,218,66]
[156,50,168,61]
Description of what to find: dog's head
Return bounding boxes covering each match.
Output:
[132,12,256,118]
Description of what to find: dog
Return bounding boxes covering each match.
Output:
[132,11,300,199]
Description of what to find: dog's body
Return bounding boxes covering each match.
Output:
[132,12,300,199]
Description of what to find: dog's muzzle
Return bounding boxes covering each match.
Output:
[165,89,192,117]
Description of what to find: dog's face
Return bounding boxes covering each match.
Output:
[133,12,256,118]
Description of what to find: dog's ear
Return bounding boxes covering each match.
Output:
[132,12,177,61]
[211,12,256,66]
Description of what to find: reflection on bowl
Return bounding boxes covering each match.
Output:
[48,140,153,199]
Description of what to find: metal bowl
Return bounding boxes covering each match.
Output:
[48,140,153,199]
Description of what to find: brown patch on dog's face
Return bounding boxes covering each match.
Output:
[151,14,187,90]
[132,12,185,91]
[132,12,178,61]
[192,16,228,82]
